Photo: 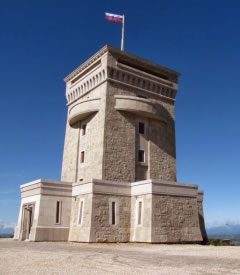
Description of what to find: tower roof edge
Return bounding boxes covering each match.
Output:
[64,45,180,83]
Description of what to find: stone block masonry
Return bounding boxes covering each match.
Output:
[68,179,204,243]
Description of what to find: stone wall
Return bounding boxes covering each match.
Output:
[36,195,71,241]
[34,227,69,241]
[197,194,208,242]
[61,83,107,183]
[102,82,136,182]
[151,194,202,243]
[130,194,152,242]
[103,81,176,182]
[38,195,71,228]
[90,194,131,242]
[68,194,93,242]
[61,119,79,182]
[149,117,176,181]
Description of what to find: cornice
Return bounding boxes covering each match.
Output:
[108,46,181,79]
[64,45,181,83]
[64,45,109,82]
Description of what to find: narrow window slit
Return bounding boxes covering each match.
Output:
[139,122,145,134]
[112,201,116,225]
[138,201,142,225]
[80,151,85,163]
[56,201,61,224]
[78,201,84,224]
[82,124,86,136]
[138,150,145,162]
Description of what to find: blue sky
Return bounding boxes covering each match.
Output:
[0,0,239,227]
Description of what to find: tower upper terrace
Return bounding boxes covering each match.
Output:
[64,45,180,106]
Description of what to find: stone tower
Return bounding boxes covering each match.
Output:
[61,45,178,184]
[14,46,207,243]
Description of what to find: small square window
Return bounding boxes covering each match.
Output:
[138,150,145,162]
[80,151,85,163]
[82,124,86,136]
[139,122,145,134]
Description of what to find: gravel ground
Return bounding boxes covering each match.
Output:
[0,239,240,275]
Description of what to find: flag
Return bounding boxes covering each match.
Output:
[105,12,125,51]
[105,12,123,23]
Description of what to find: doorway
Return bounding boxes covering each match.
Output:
[20,203,35,241]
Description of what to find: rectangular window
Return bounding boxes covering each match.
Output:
[109,199,118,226]
[82,124,86,136]
[56,201,61,224]
[111,201,116,225]
[78,201,84,225]
[137,95,147,99]
[139,122,145,134]
[138,150,145,162]
[80,151,85,163]
[138,201,142,225]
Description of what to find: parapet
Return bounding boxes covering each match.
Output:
[64,45,180,106]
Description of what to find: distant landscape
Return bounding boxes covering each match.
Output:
[208,234,240,246]
[207,223,240,246]
[1,220,240,245]
[0,220,15,237]
[0,233,13,238]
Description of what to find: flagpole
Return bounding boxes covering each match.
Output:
[121,15,125,51]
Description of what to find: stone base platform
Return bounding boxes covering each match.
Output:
[14,179,207,243]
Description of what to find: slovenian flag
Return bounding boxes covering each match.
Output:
[105,12,124,23]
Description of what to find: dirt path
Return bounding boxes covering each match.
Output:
[0,239,240,274]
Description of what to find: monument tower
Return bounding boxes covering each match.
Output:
[14,46,207,243]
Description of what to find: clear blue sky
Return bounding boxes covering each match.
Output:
[0,0,239,227]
